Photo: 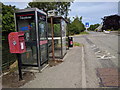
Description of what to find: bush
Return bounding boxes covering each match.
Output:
[73,42,82,47]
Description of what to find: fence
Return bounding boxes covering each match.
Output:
[2,40,17,72]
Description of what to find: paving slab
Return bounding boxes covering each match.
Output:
[97,68,118,76]
[97,68,120,87]
[21,47,82,88]
[100,75,119,87]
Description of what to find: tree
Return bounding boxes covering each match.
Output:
[54,24,60,37]
[88,24,100,31]
[0,14,1,29]
[28,2,72,18]
[102,15,120,30]
[2,3,18,71]
[68,16,85,35]
[2,3,18,40]
[79,16,85,32]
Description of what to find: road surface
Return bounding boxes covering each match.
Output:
[74,31,118,88]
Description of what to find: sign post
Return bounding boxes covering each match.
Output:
[17,54,23,80]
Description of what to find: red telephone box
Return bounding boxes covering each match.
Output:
[8,31,26,53]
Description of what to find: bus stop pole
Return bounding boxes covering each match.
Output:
[50,17,55,60]
[16,54,23,80]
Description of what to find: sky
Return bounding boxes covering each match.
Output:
[69,2,118,25]
[2,0,119,25]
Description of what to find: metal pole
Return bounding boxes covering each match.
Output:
[50,17,55,60]
[35,10,41,72]
[60,19,63,58]
[46,15,49,63]
[17,54,23,80]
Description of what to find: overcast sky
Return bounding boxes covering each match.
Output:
[3,1,119,25]
[69,2,118,24]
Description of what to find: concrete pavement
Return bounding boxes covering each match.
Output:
[22,46,83,88]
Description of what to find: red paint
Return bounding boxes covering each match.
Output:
[38,14,45,17]
[40,40,48,45]
[17,14,34,17]
[70,41,73,45]
[8,31,26,53]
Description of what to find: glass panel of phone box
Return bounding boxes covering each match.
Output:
[38,12,48,65]
[16,11,37,66]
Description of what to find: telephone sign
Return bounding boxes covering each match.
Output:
[16,11,35,20]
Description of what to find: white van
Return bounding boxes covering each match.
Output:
[103,30,111,34]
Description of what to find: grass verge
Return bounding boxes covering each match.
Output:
[73,42,83,47]
[79,31,89,34]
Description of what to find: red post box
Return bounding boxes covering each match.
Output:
[8,31,26,53]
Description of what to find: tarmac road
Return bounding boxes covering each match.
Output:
[74,31,118,88]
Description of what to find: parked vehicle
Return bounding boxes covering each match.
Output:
[103,30,111,34]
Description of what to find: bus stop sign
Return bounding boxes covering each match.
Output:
[85,22,89,27]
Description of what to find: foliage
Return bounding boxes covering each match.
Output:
[102,15,120,30]
[73,42,82,47]
[28,2,72,18]
[0,3,2,29]
[68,16,85,35]
[2,40,17,71]
[88,24,100,31]
[2,3,18,71]
[80,31,89,34]
[2,3,18,40]
[54,24,60,37]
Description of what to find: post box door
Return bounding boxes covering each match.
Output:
[8,32,19,53]
[8,32,26,53]
[18,32,26,53]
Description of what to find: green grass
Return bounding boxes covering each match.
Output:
[79,31,89,34]
[69,31,89,36]
[73,42,83,47]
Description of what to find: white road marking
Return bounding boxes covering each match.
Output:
[101,55,106,59]
[92,47,98,50]
[91,45,96,47]
[81,46,86,88]
[111,56,116,58]
[95,51,101,54]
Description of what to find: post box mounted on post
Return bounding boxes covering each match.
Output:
[8,31,26,80]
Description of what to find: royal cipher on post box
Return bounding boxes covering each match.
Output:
[8,31,26,53]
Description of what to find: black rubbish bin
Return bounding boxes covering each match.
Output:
[68,37,73,47]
